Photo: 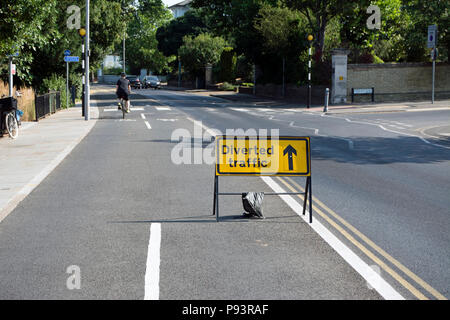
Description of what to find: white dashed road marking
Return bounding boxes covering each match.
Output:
[144,223,161,300]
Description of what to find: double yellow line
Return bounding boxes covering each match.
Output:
[276,176,447,300]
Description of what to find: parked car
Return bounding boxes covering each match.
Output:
[126,76,142,89]
[143,76,161,89]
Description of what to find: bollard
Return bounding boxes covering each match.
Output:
[323,88,329,112]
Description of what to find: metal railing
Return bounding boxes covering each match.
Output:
[35,91,61,121]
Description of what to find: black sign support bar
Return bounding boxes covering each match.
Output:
[213,174,312,223]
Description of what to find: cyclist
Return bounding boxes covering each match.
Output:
[116,72,131,113]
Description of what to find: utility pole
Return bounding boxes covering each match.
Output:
[178,57,181,87]
[85,0,90,121]
[123,36,126,74]
[307,35,313,109]
[79,28,86,116]
[8,56,13,97]
[66,60,69,108]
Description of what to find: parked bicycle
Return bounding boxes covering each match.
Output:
[0,92,23,139]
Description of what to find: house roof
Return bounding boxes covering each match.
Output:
[168,0,192,8]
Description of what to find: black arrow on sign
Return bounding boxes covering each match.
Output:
[283,145,297,170]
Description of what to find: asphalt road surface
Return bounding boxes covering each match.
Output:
[1,85,449,300]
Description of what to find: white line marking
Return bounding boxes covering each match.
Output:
[407,107,450,112]
[156,106,171,111]
[186,117,218,137]
[145,121,152,129]
[141,113,146,120]
[144,223,161,300]
[261,177,404,300]
[103,109,117,112]
[157,118,178,122]
[230,108,249,112]
[131,107,144,111]
[323,114,450,150]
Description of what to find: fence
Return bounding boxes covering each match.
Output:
[35,91,61,121]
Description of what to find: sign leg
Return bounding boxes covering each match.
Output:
[216,176,219,222]
[213,175,217,216]
[302,177,309,216]
[309,177,313,223]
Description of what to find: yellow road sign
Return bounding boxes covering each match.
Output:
[216,136,310,176]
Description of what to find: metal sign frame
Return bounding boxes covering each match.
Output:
[212,136,312,223]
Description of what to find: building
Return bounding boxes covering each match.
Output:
[168,0,192,18]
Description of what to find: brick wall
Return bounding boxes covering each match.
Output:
[347,63,450,102]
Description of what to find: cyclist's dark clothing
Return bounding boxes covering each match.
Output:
[116,78,130,100]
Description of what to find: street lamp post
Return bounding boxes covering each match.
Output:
[8,56,13,97]
[307,35,313,109]
[85,0,90,121]
[79,27,86,117]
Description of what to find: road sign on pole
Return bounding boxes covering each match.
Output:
[427,25,438,48]
[428,25,438,104]
[64,56,79,63]
[64,50,71,56]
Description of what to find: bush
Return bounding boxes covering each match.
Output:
[219,82,236,91]
[41,74,70,109]
[69,73,83,104]
[217,47,237,83]
[103,66,123,75]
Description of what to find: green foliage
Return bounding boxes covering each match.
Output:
[125,0,174,75]
[103,66,124,75]
[41,74,70,108]
[254,6,301,56]
[401,0,449,62]
[156,9,209,58]
[217,47,237,83]
[178,33,227,76]
[69,72,82,103]
[219,82,236,91]
[192,0,279,60]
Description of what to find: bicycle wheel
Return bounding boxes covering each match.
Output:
[122,100,125,119]
[5,112,18,139]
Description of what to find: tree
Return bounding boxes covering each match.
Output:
[254,6,309,91]
[125,0,173,74]
[156,9,209,58]
[283,0,362,61]
[178,33,226,77]
[191,0,278,61]
[401,0,449,62]
[0,0,59,85]
[339,0,404,62]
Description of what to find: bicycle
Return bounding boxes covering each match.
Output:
[0,93,21,139]
[119,97,126,119]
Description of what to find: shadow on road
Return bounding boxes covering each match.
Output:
[311,135,450,165]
